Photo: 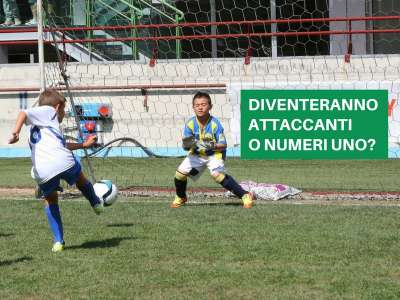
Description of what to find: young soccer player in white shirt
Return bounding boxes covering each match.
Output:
[9,89,105,252]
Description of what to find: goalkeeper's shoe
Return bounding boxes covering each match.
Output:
[93,201,105,215]
[170,196,187,208]
[52,241,65,253]
[241,192,255,209]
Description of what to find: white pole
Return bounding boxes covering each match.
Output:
[210,0,217,58]
[37,0,45,91]
[270,0,277,58]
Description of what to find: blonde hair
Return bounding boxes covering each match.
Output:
[38,89,66,107]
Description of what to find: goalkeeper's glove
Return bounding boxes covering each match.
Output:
[195,140,215,151]
[182,135,196,151]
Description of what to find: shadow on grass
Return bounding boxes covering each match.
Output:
[67,237,134,250]
[0,256,33,267]
[0,233,14,237]
[107,223,135,228]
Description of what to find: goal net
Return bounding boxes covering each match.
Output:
[41,0,400,191]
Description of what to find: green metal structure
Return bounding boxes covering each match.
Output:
[61,0,184,61]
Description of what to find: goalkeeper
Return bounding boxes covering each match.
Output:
[171,92,254,208]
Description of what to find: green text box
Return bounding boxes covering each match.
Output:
[241,90,388,159]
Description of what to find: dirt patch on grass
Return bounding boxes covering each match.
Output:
[1,187,400,206]
[121,187,400,206]
[0,188,35,197]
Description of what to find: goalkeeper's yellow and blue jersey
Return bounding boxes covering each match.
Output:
[183,115,227,159]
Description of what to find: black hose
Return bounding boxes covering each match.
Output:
[85,137,185,159]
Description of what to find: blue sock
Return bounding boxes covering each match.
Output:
[45,204,64,243]
[220,174,247,198]
[78,180,101,207]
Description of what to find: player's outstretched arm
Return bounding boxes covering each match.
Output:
[8,111,27,144]
[66,135,98,150]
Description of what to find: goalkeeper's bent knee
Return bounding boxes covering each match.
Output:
[212,172,225,183]
[175,171,187,181]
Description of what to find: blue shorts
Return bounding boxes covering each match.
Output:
[38,162,82,197]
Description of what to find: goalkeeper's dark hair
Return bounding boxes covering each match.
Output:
[39,89,67,107]
[192,91,212,106]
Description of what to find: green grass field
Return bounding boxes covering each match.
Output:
[1,158,400,191]
[0,198,399,299]
[1,158,400,299]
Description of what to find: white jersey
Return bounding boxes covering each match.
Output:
[25,106,76,184]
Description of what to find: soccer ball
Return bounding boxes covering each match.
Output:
[93,180,118,206]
